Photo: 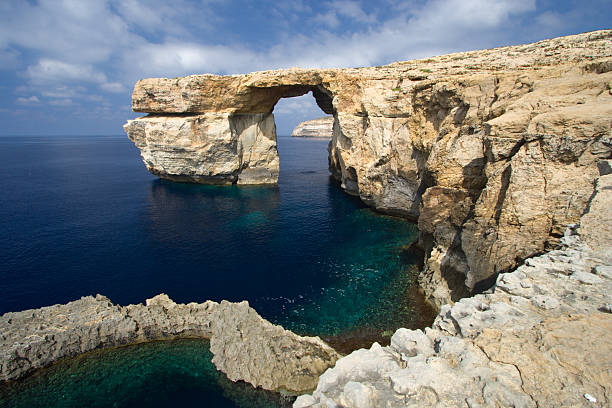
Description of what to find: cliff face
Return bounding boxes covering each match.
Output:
[291,116,334,138]
[125,30,612,306]
[124,113,278,185]
[295,169,612,408]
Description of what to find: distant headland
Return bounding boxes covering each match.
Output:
[291,116,334,138]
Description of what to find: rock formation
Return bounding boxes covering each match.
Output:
[125,30,612,307]
[0,295,339,394]
[124,113,279,184]
[291,116,334,138]
[294,168,612,407]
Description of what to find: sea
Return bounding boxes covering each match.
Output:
[0,135,435,407]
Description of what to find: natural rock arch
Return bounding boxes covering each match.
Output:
[125,31,612,309]
[125,75,337,185]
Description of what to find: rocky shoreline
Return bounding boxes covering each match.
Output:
[295,170,612,407]
[1,31,611,407]
[0,295,339,394]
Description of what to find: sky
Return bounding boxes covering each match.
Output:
[0,0,610,136]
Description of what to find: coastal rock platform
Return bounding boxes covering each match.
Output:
[294,171,612,407]
[0,296,340,394]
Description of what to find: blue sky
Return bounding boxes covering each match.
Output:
[0,0,610,136]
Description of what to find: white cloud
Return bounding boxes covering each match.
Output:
[100,82,127,93]
[48,98,74,107]
[16,96,40,105]
[25,59,108,84]
[2,0,601,136]
[262,0,538,69]
[328,1,377,23]
[313,11,341,28]
[112,0,220,37]
[42,86,88,99]
[410,0,535,30]
[274,94,322,115]
[128,42,262,78]
[275,0,312,13]
[0,0,134,65]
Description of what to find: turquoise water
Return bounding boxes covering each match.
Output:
[0,135,435,407]
[0,339,292,408]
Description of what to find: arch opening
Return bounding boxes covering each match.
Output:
[125,77,339,187]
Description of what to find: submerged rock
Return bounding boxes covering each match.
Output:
[0,295,339,394]
[291,117,334,138]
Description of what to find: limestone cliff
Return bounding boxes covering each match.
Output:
[125,30,612,309]
[291,116,334,138]
[295,168,612,408]
[0,295,339,394]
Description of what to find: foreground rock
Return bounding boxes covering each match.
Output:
[294,171,612,407]
[291,116,334,138]
[125,30,612,306]
[0,295,339,394]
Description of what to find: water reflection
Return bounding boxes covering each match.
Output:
[146,179,281,246]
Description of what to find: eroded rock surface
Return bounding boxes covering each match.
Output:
[0,295,339,394]
[126,30,612,305]
[124,112,278,184]
[294,172,612,407]
[291,116,334,138]
[210,301,341,393]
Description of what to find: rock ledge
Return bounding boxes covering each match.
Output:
[295,172,612,407]
[0,296,340,394]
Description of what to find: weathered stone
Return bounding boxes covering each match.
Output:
[0,295,339,394]
[210,300,340,394]
[296,171,612,407]
[578,174,612,262]
[291,116,334,138]
[124,112,278,184]
[126,30,612,305]
[390,328,434,358]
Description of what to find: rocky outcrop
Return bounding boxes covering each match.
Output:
[124,113,278,184]
[0,295,339,394]
[294,170,612,407]
[291,116,334,138]
[125,30,612,306]
[210,301,340,394]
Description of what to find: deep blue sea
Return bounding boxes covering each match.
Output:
[0,135,435,407]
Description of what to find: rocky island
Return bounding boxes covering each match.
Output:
[1,31,610,407]
[291,116,334,138]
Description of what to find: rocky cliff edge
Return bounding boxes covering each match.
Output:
[291,116,334,138]
[294,167,612,407]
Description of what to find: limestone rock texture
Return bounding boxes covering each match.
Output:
[126,30,612,306]
[210,301,342,394]
[294,171,612,407]
[291,116,334,138]
[124,113,279,185]
[0,295,339,394]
